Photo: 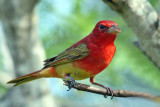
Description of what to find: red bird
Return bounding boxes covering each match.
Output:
[8,20,120,98]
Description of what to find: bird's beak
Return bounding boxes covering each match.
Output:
[108,25,121,33]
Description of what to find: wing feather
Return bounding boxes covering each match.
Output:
[43,43,89,67]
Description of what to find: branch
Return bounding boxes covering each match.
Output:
[64,81,160,102]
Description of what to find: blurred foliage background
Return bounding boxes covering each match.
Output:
[1,0,160,107]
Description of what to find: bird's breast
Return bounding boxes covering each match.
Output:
[74,43,116,75]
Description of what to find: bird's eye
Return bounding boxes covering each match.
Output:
[99,24,105,29]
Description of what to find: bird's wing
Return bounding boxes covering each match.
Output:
[43,43,89,67]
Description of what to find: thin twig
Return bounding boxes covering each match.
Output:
[64,80,160,102]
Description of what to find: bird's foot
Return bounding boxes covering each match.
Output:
[103,86,114,99]
[63,76,76,91]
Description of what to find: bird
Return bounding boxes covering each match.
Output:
[7,20,120,98]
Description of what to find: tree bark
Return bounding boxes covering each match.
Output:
[0,0,57,107]
[103,0,160,69]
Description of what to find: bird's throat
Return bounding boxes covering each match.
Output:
[93,34,117,48]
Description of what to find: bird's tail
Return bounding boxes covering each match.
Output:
[7,67,55,87]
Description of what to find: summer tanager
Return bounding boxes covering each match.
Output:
[8,20,120,97]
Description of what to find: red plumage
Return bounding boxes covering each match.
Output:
[8,20,120,91]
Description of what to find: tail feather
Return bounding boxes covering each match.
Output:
[7,67,56,87]
[7,70,41,87]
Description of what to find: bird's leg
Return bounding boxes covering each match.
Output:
[90,77,114,99]
[63,74,76,91]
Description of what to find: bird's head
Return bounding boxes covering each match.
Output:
[93,20,121,36]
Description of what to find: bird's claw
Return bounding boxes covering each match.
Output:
[63,76,76,91]
[103,87,114,99]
